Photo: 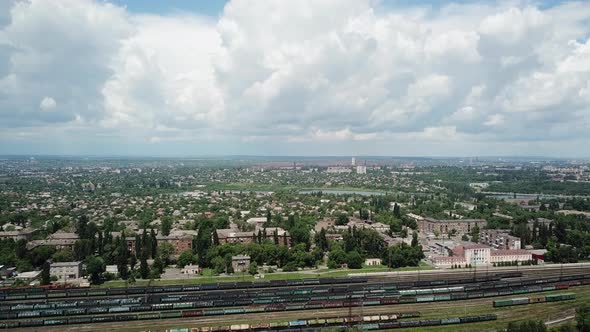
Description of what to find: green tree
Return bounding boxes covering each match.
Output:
[158,242,175,266]
[150,228,158,258]
[346,251,363,269]
[393,203,401,218]
[161,216,173,236]
[314,228,329,252]
[177,250,194,268]
[336,214,349,226]
[248,261,258,275]
[153,255,164,274]
[15,239,27,259]
[411,231,419,247]
[139,254,149,279]
[85,256,105,284]
[470,224,480,243]
[40,261,51,285]
[52,249,74,262]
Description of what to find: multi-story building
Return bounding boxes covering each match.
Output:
[50,261,82,282]
[216,227,291,246]
[156,232,193,255]
[479,229,521,250]
[490,250,532,264]
[326,167,352,174]
[452,244,491,265]
[124,230,196,255]
[418,217,486,235]
[429,243,533,268]
[0,229,39,241]
[27,231,79,250]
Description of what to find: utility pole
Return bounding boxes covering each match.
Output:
[348,291,352,328]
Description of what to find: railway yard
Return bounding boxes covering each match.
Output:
[0,265,589,331]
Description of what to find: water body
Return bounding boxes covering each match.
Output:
[299,189,385,196]
[483,192,586,199]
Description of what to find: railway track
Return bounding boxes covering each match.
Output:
[4,264,588,305]
[10,285,590,332]
[1,265,588,331]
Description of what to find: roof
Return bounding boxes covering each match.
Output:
[16,271,41,279]
[50,261,82,267]
[232,255,250,260]
[424,218,486,223]
[463,244,491,250]
[48,231,79,240]
[246,217,267,224]
[491,249,530,256]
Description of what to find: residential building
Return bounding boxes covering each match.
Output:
[0,229,38,241]
[156,232,194,255]
[356,165,367,174]
[216,227,291,246]
[326,167,352,174]
[27,231,79,250]
[418,217,486,235]
[50,261,82,281]
[479,229,521,250]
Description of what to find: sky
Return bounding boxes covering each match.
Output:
[0,0,589,157]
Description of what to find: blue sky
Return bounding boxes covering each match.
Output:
[108,0,229,16]
[0,0,589,157]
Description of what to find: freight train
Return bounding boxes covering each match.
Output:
[0,280,582,328]
[493,293,576,307]
[158,314,497,332]
[0,272,524,301]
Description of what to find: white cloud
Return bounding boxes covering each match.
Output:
[484,114,505,127]
[39,96,56,112]
[1,0,590,156]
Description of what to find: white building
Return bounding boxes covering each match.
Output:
[356,165,367,174]
[462,245,491,265]
[50,261,82,281]
[181,264,201,275]
[365,258,382,266]
[105,265,119,275]
[490,250,532,264]
[352,157,356,166]
[246,217,267,226]
[430,243,533,268]
[326,167,352,174]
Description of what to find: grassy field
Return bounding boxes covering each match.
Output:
[97,263,433,288]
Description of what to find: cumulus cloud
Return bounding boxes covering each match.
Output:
[1,0,590,156]
[39,96,56,112]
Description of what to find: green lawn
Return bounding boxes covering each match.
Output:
[96,263,432,288]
